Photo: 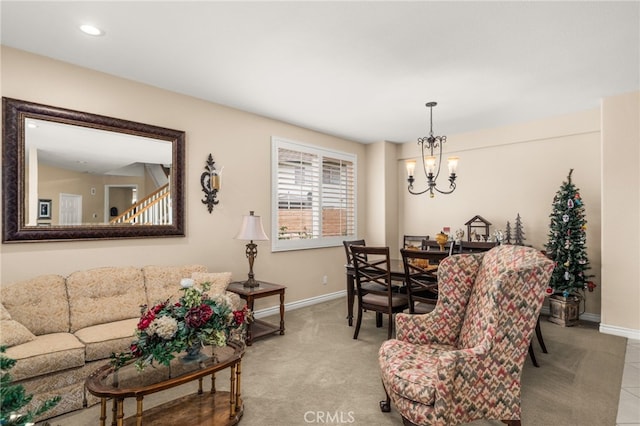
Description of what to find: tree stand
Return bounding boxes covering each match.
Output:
[548,294,580,327]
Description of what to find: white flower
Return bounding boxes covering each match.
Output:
[148,316,178,339]
[211,293,233,309]
[180,278,195,288]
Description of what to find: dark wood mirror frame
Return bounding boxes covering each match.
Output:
[2,97,185,242]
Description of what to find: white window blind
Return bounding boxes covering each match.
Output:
[271,137,356,251]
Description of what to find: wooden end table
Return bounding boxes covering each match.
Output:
[227,281,286,346]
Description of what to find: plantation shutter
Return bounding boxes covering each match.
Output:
[321,157,355,237]
[272,138,357,251]
[276,147,320,239]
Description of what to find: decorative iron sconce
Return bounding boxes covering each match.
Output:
[201,153,220,213]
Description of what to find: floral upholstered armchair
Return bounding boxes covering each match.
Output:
[378,245,554,426]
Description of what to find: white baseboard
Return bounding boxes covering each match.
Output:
[540,306,601,323]
[599,323,640,341]
[253,290,347,319]
[256,293,636,341]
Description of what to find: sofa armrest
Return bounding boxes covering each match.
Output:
[225,291,246,312]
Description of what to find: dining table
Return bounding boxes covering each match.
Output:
[344,258,439,326]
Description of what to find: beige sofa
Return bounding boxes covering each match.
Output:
[0,264,243,421]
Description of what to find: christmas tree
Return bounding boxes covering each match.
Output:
[1,346,60,426]
[545,169,594,297]
[504,221,512,244]
[514,213,526,245]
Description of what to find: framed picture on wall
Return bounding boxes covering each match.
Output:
[38,199,52,219]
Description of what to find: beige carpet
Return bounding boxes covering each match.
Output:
[44,297,626,426]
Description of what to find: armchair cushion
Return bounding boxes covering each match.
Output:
[380,340,454,406]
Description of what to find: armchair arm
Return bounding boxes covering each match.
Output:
[431,342,492,424]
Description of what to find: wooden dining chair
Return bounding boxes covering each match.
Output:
[350,245,409,340]
[400,248,448,314]
[343,239,366,265]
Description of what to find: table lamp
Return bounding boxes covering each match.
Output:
[235,211,269,287]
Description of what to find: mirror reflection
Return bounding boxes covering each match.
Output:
[25,118,173,227]
[2,97,185,242]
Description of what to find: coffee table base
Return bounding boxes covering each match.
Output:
[122,392,243,426]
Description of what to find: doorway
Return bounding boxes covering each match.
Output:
[104,185,138,223]
[59,193,82,225]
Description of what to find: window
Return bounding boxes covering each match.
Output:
[272,137,356,251]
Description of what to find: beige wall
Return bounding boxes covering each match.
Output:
[364,142,385,245]
[601,91,640,334]
[0,46,367,311]
[2,47,638,335]
[364,141,400,254]
[398,109,604,317]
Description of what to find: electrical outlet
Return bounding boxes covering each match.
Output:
[322,275,328,285]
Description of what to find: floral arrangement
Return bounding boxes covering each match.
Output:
[111,279,251,370]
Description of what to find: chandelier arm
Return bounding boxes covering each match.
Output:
[433,180,456,195]
[407,185,434,196]
[418,139,430,178]
[432,136,444,182]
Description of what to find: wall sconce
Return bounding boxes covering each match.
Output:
[201,153,220,213]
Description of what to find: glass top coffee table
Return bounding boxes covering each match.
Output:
[85,342,244,426]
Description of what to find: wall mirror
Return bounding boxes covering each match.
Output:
[2,97,185,242]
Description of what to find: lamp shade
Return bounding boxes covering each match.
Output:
[235,211,269,241]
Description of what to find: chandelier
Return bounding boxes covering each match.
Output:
[406,102,459,198]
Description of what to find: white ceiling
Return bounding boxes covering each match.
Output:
[1,1,638,144]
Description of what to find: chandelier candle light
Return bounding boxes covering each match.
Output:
[406,102,459,198]
[235,211,269,288]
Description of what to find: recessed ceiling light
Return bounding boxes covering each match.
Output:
[80,24,104,36]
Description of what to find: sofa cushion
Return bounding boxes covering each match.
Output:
[0,303,37,347]
[191,271,233,295]
[5,333,85,381]
[1,318,37,347]
[74,318,139,361]
[0,303,11,320]
[0,274,69,335]
[143,264,207,305]
[66,266,147,333]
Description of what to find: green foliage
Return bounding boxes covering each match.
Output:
[545,169,593,296]
[1,346,60,426]
[111,282,251,371]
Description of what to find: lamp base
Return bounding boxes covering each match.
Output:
[243,277,260,288]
